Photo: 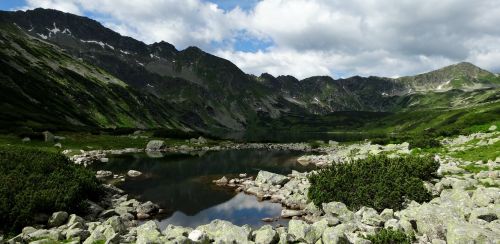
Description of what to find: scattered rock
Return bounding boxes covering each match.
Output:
[48,211,68,227]
[96,170,112,178]
[146,140,166,151]
[255,170,289,185]
[42,131,54,142]
[127,169,142,177]
[213,176,229,185]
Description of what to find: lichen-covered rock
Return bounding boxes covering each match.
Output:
[446,221,498,243]
[322,227,349,244]
[162,224,193,240]
[136,220,164,244]
[288,219,319,243]
[357,207,384,227]
[322,202,354,222]
[253,225,278,244]
[196,219,251,243]
[188,230,209,243]
[146,140,166,151]
[472,187,500,207]
[48,211,68,227]
[255,171,289,185]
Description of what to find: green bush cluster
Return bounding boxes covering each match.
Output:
[308,155,438,211]
[0,146,103,232]
[366,228,414,244]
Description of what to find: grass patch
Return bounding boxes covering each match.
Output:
[451,140,500,162]
[0,146,103,232]
[459,164,489,173]
[0,132,197,153]
[366,229,414,244]
[308,155,439,211]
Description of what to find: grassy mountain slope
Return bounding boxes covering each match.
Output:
[0,23,186,131]
[0,8,499,137]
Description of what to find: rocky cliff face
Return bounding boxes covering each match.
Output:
[0,8,499,132]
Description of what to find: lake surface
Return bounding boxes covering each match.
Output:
[95,149,315,227]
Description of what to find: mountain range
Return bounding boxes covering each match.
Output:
[0,8,499,136]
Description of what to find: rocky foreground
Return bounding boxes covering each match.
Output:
[4,132,500,244]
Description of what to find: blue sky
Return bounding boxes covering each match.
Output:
[2,0,500,79]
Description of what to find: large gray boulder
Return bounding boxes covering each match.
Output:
[42,131,55,142]
[446,221,498,243]
[255,171,289,185]
[287,219,319,243]
[162,224,193,240]
[137,201,159,215]
[146,140,166,151]
[472,187,500,207]
[196,219,251,243]
[322,202,354,222]
[136,220,164,244]
[322,227,349,244]
[398,202,463,240]
[253,225,278,244]
[48,211,68,227]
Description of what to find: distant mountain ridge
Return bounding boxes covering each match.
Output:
[0,8,499,133]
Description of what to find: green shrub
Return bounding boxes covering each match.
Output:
[0,146,103,232]
[408,136,441,149]
[366,228,414,244]
[308,155,438,211]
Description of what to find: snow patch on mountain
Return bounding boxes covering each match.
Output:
[437,79,451,90]
[79,39,115,50]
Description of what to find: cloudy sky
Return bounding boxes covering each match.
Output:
[1,0,500,79]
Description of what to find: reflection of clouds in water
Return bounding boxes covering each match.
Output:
[212,193,278,213]
[158,193,283,229]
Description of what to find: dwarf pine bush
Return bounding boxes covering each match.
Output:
[308,155,438,211]
[0,146,103,232]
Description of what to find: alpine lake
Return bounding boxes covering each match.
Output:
[92,149,316,228]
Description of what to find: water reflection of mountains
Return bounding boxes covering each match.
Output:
[97,149,314,216]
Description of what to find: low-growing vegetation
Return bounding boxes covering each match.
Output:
[0,146,103,232]
[451,140,500,161]
[308,155,439,211]
[366,229,415,244]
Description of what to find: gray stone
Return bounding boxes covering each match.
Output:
[99,209,118,218]
[384,219,401,231]
[469,206,499,223]
[288,219,319,243]
[28,229,62,241]
[281,209,304,218]
[96,170,113,178]
[196,219,251,243]
[146,140,166,151]
[48,211,68,227]
[162,224,193,240]
[127,169,143,177]
[253,225,278,244]
[322,227,349,244]
[188,230,209,243]
[472,187,499,207]
[137,201,159,215]
[22,226,37,235]
[66,228,90,240]
[446,221,497,243]
[322,202,354,222]
[43,131,54,142]
[67,214,85,227]
[104,216,126,234]
[357,207,384,226]
[380,209,394,221]
[136,220,163,244]
[255,171,289,185]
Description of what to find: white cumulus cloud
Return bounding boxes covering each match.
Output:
[22,0,500,78]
